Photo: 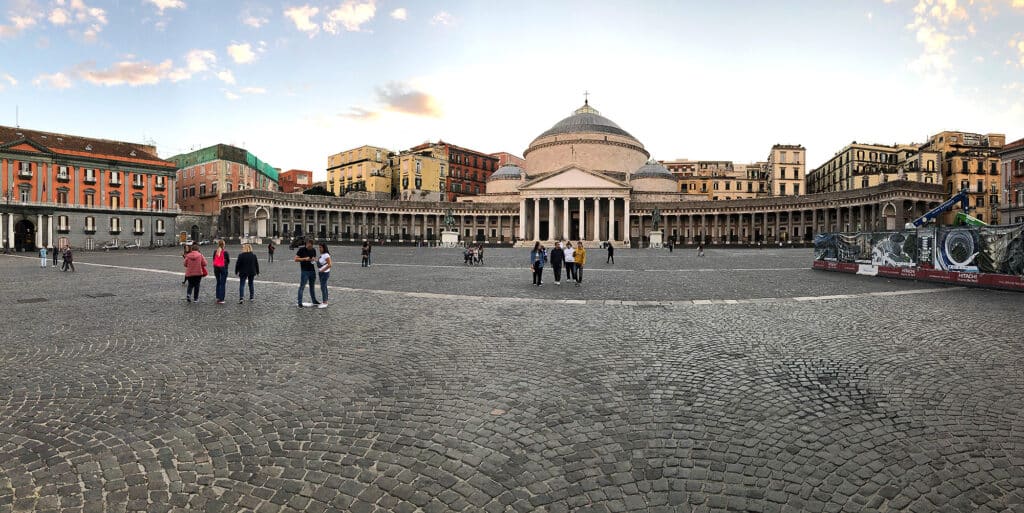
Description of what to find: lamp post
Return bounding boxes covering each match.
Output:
[149,199,155,248]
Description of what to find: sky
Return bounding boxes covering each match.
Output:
[1,0,1023,180]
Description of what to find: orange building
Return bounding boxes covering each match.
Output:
[1,125,178,251]
[170,144,279,215]
[409,141,499,201]
[278,169,314,193]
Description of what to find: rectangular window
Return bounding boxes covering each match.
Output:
[794,184,800,195]
[156,219,165,234]
[84,169,96,183]
[134,218,144,233]
[58,215,69,231]
[111,196,120,209]
[133,197,143,209]
[977,197,984,207]
[977,179,984,193]
[780,184,787,195]
[57,190,68,204]
[85,216,95,231]
[85,193,95,207]
[57,166,69,180]
[110,217,121,232]
[110,171,121,185]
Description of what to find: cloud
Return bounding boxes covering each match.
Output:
[33,72,73,89]
[76,59,174,86]
[390,7,406,20]
[1014,0,1024,7]
[227,42,257,64]
[284,5,319,36]
[323,0,376,33]
[2,73,16,86]
[217,70,235,84]
[431,11,454,26]
[49,8,70,25]
[145,0,186,14]
[339,107,380,120]
[240,86,267,94]
[1012,34,1024,66]
[0,15,39,38]
[241,7,270,28]
[225,91,240,100]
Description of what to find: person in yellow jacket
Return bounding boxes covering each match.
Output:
[574,241,587,287]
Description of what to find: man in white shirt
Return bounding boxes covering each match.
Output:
[563,242,576,283]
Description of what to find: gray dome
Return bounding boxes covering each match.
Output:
[488,164,524,181]
[632,160,675,179]
[532,102,639,143]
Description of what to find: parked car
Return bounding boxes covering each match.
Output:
[198,239,211,246]
[122,242,140,249]
[101,241,120,250]
[181,239,194,247]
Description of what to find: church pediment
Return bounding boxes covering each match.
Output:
[520,166,629,191]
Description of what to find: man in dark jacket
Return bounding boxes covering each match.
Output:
[235,243,260,303]
[549,240,565,285]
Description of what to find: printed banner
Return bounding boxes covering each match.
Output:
[870,231,917,267]
[976,225,1024,276]
[934,227,980,272]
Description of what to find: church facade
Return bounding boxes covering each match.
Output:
[219,102,948,246]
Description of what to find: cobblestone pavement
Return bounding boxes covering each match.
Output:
[2,246,1024,513]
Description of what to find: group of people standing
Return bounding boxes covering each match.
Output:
[530,240,587,287]
[295,239,332,308]
[39,246,75,272]
[182,240,261,304]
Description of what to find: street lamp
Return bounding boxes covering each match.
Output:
[149,199,155,248]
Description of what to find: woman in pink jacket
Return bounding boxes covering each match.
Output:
[183,245,208,303]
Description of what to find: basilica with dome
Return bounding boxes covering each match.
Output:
[470,100,684,243]
[219,102,947,248]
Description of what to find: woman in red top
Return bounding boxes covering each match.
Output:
[211,240,230,304]
[183,245,208,303]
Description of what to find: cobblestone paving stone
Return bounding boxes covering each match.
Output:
[1,246,1023,513]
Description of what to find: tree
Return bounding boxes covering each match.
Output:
[302,186,334,196]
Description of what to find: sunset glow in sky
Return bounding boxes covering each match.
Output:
[2,0,1023,178]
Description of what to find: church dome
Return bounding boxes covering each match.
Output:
[632,160,675,180]
[488,164,524,181]
[531,102,640,144]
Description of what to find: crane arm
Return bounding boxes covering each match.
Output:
[911,188,970,227]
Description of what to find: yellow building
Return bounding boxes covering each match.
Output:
[326,145,393,199]
[922,131,1005,224]
[662,159,766,200]
[393,149,444,201]
[766,144,805,196]
[807,142,939,194]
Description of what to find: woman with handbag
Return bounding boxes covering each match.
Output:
[211,240,231,304]
[183,244,208,303]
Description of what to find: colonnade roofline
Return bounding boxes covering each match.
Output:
[220,190,518,212]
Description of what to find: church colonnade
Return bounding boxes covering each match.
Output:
[219,191,942,245]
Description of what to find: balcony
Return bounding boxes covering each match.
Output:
[57,227,70,234]
[109,180,122,187]
[155,230,166,236]
[133,230,145,236]
[84,228,96,234]
[18,169,32,179]
[56,174,70,183]
[109,229,121,235]
[132,182,145,189]
[84,177,97,184]
[154,183,166,190]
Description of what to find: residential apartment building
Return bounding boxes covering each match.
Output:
[662,159,767,200]
[278,169,314,193]
[765,144,806,196]
[170,144,279,214]
[326,145,393,199]
[806,142,940,194]
[490,152,526,169]
[999,137,1024,224]
[410,141,499,201]
[393,148,445,201]
[921,131,1005,225]
[0,125,179,251]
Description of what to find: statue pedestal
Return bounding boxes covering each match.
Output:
[440,230,460,248]
[649,230,664,249]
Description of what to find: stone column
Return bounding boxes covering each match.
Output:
[762,212,768,242]
[623,198,631,242]
[688,215,694,243]
[712,215,719,244]
[811,209,817,236]
[562,197,570,240]
[35,214,43,248]
[547,197,555,241]
[518,199,526,240]
[533,198,540,241]
[47,215,53,248]
[592,197,600,242]
[608,198,616,242]
[7,214,13,248]
[578,197,586,241]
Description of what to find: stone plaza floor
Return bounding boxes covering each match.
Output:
[1,245,1024,513]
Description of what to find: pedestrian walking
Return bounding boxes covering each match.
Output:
[183,245,208,303]
[549,240,565,285]
[563,241,576,283]
[235,243,260,303]
[697,242,705,257]
[574,241,587,286]
[530,242,546,286]
[181,244,189,284]
[360,241,370,267]
[212,240,230,304]
[606,242,615,264]
[62,247,75,272]
[366,242,373,266]
[317,243,332,308]
[39,246,47,268]
[52,246,58,267]
[295,239,320,307]
[267,241,275,263]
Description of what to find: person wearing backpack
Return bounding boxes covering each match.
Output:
[212,240,231,304]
